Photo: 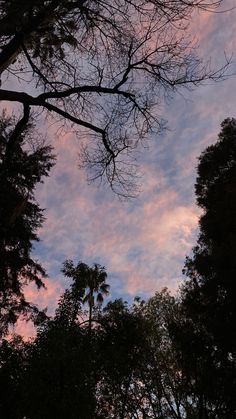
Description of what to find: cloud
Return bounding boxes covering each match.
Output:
[11,279,63,340]
[35,151,200,302]
[4,2,236,337]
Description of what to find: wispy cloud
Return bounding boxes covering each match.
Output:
[8,1,236,337]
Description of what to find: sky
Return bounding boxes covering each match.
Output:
[8,1,236,337]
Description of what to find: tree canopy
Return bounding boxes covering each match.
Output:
[183,118,236,352]
[1,233,236,418]
[1,3,236,417]
[0,0,228,196]
[181,118,236,417]
[0,277,195,419]
[0,111,55,336]
[0,0,229,330]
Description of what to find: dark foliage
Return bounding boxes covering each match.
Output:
[181,118,236,417]
[2,117,236,417]
[0,112,55,336]
[0,280,216,419]
[20,325,97,419]
[183,118,236,351]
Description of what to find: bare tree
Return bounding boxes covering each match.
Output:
[0,0,228,196]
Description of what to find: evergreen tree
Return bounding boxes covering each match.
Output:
[181,118,236,416]
[0,335,27,418]
[0,111,55,336]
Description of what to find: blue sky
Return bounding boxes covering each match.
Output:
[8,0,236,336]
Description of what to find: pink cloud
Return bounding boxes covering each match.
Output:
[32,118,202,300]
[24,278,63,313]
[9,279,63,340]
[5,2,234,327]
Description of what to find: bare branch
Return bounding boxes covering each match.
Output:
[0,0,229,196]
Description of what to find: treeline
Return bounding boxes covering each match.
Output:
[1,118,236,418]
[0,284,219,419]
[0,0,228,340]
[0,1,235,418]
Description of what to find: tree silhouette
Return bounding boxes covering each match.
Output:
[181,118,236,416]
[19,324,98,419]
[0,335,27,418]
[0,111,55,336]
[1,282,229,418]
[62,260,109,332]
[12,260,110,419]
[0,0,228,196]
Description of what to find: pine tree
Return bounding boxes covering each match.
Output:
[0,111,55,335]
[182,118,236,416]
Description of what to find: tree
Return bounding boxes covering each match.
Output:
[22,295,148,419]
[97,290,202,419]
[136,290,188,419]
[0,110,55,336]
[1,280,227,418]
[121,290,201,419]
[95,298,149,418]
[62,260,110,332]
[18,323,98,419]
[181,118,236,416]
[183,118,236,352]
[12,260,110,419]
[0,335,27,418]
[0,0,228,196]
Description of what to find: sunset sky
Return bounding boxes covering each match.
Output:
[11,0,236,336]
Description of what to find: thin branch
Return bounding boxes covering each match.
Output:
[21,43,57,91]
